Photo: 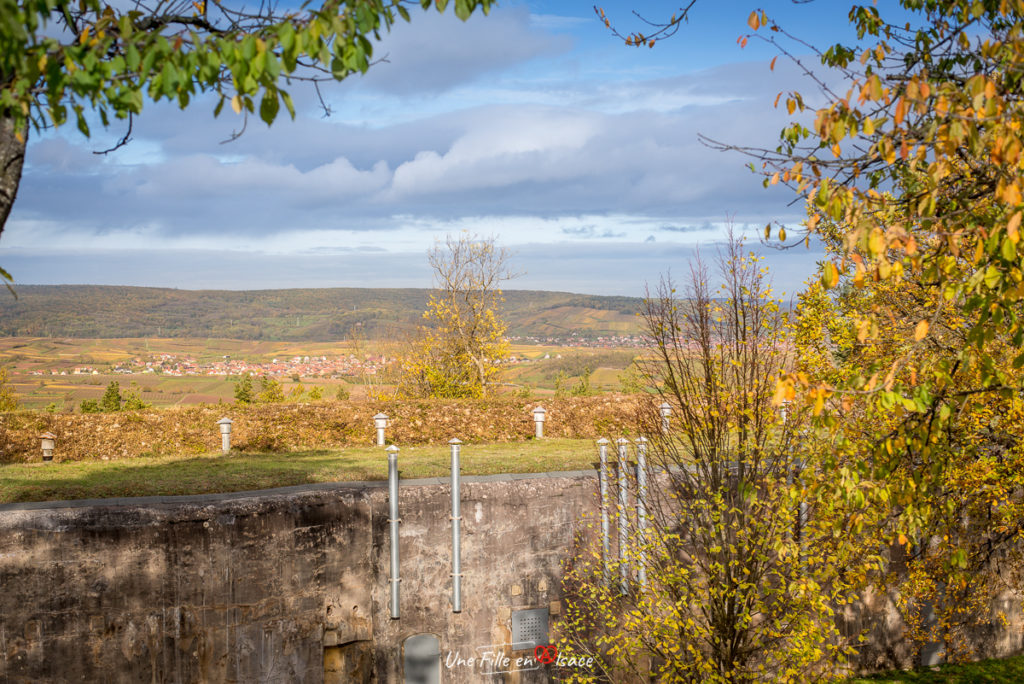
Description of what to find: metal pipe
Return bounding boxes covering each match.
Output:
[387,445,400,619]
[597,438,610,588]
[450,438,463,613]
[636,436,648,591]
[616,438,630,595]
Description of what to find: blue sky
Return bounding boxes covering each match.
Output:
[1,1,890,297]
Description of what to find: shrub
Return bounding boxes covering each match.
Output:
[99,381,122,412]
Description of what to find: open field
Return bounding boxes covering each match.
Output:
[0,438,596,503]
[5,370,368,409]
[0,337,644,408]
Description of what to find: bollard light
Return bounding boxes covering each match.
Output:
[374,413,389,447]
[40,432,56,462]
[659,402,672,434]
[217,417,233,454]
[531,406,547,439]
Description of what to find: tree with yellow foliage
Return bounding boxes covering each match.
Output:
[398,233,515,398]
[558,235,875,682]
[596,0,1024,667]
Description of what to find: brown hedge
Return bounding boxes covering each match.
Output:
[0,395,650,463]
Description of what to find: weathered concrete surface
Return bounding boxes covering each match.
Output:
[6,469,1017,682]
[0,472,599,683]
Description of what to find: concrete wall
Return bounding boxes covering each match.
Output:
[4,471,1022,682]
[0,472,598,683]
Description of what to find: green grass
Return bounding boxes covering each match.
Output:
[0,438,598,503]
[847,653,1024,683]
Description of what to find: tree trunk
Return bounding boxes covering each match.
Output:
[0,113,27,241]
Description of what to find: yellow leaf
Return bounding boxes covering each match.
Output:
[914,319,928,341]
[786,98,796,115]
[853,264,865,287]
[821,262,839,288]
[747,10,760,30]
[898,533,908,546]
[771,378,794,406]
[868,228,886,255]
[1009,211,1022,244]
[230,95,242,114]
[1002,182,1022,206]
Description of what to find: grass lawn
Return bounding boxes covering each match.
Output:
[0,438,598,504]
[847,653,1024,683]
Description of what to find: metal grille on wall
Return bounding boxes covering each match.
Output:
[511,607,549,648]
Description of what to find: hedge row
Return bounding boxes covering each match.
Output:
[0,395,649,463]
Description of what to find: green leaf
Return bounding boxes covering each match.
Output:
[259,90,279,125]
[280,90,295,118]
[984,265,1001,289]
[1002,236,1017,262]
[125,43,140,72]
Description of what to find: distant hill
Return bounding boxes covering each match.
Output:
[0,285,644,341]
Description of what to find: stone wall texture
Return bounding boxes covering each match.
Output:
[2,471,1022,682]
[0,472,598,683]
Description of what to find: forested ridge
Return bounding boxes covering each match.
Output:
[0,285,643,341]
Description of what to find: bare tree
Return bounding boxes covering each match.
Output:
[398,233,518,398]
[559,232,862,682]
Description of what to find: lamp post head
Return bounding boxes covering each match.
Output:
[386,445,399,455]
[659,402,672,418]
[448,438,463,445]
[374,413,389,429]
[217,417,233,434]
[531,406,546,422]
[40,432,56,448]
[616,437,630,446]
[596,437,609,446]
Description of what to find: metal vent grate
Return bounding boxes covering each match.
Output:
[511,607,549,648]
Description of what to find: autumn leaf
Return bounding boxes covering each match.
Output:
[913,319,928,341]
[1008,211,1022,244]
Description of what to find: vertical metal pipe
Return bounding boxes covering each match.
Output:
[636,436,648,591]
[450,438,463,613]
[597,438,610,588]
[387,445,400,619]
[616,438,630,594]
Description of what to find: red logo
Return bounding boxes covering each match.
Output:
[534,644,558,664]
